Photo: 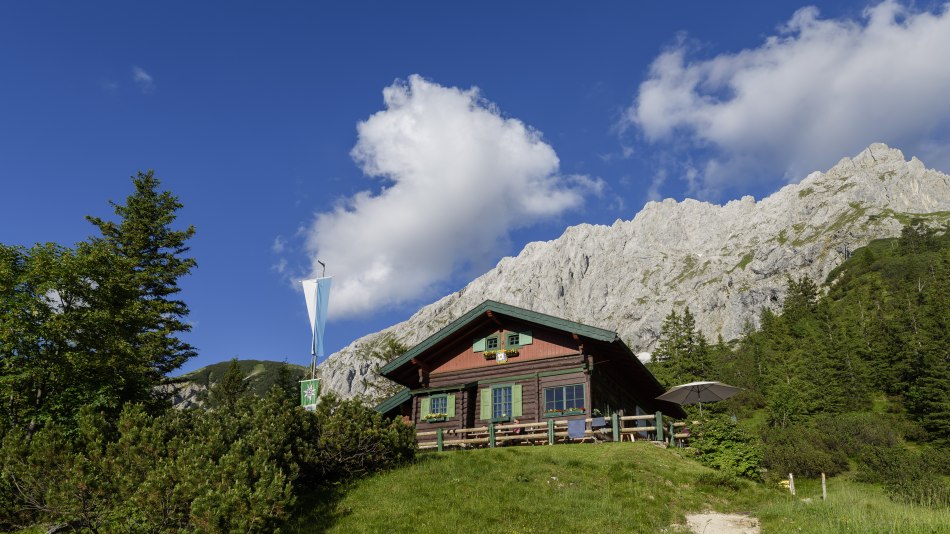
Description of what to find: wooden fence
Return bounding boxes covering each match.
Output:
[417,412,688,451]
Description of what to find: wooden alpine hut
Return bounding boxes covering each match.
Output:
[376,300,684,445]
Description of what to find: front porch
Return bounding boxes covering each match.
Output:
[416,412,689,451]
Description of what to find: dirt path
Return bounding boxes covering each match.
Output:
[684,512,760,534]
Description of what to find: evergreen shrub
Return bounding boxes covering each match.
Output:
[858,446,950,508]
[691,415,762,481]
[0,388,417,532]
[313,393,416,482]
[761,424,848,478]
[815,412,900,457]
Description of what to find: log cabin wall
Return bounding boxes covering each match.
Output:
[414,353,589,429]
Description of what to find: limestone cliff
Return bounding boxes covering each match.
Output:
[320,144,950,399]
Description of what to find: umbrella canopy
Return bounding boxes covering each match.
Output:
[656,381,740,407]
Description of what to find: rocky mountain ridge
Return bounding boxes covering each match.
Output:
[318,144,950,400]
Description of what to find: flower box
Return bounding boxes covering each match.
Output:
[544,407,586,418]
[423,417,447,423]
[422,412,449,423]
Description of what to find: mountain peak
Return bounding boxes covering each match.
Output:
[319,146,950,399]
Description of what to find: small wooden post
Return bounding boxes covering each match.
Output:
[655,411,664,442]
[788,473,796,496]
[821,472,827,500]
[611,412,620,442]
[437,428,444,452]
[547,419,555,445]
[669,420,675,446]
[489,422,496,448]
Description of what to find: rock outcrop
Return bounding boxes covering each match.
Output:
[319,144,950,399]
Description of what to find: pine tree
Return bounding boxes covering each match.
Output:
[650,307,710,386]
[209,358,249,409]
[651,309,682,364]
[274,360,299,401]
[86,170,197,405]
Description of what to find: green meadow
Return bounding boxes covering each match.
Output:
[290,443,950,533]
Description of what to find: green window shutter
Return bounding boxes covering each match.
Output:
[512,384,523,418]
[420,397,431,418]
[446,394,456,418]
[473,337,486,352]
[519,330,533,345]
[479,388,491,420]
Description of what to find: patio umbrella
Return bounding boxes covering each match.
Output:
[655,381,741,415]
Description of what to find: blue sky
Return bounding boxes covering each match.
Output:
[2,1,949,374]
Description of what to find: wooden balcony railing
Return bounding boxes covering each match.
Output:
[417,412,688,451]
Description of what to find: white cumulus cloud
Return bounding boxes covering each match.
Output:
[625,0,950,197]
[306,75,601,318]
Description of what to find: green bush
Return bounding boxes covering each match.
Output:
[858,445,950,508]
[762,424,848,477]
[691,415,762,481]
[313,393,416,482]
[1,388,417,532]
[761,424,848,478]
[815,412,900,457]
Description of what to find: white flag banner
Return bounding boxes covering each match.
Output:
[301,277,332,358]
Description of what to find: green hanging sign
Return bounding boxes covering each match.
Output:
[300,378,320,411]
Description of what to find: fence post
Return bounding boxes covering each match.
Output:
[611,412,620,442]
[788,473,796,496]
[821,472,827,500]
[669,420,675,446]
[489,422,496,448]
[437,428,444,452]
[547,419,555,445]
[655,411,664,442]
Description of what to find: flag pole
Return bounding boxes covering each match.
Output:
[300,263,331,410]
[313,260,326,379]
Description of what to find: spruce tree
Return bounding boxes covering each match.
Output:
[209,358,249,409]
[650,307,710,386]
[651,309,682,364]
[86,170,197,405]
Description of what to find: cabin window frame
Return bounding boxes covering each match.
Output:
[490,384,513,423]
[485,335,500,351]
[543,384,585,416]
[506,332,521,348]
[429,394,448,417]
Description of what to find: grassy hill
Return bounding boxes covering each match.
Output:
[175,359,309,397]
[288,443,949,533]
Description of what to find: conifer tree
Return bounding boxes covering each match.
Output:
[650,307,710,386]
[1,171,197,431]
[209,358,249,409]
[86,170,197,405]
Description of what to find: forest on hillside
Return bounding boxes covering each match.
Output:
[648,221,949,505]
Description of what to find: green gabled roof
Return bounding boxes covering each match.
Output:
[375,387,411,415]
[379,300,619,377]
